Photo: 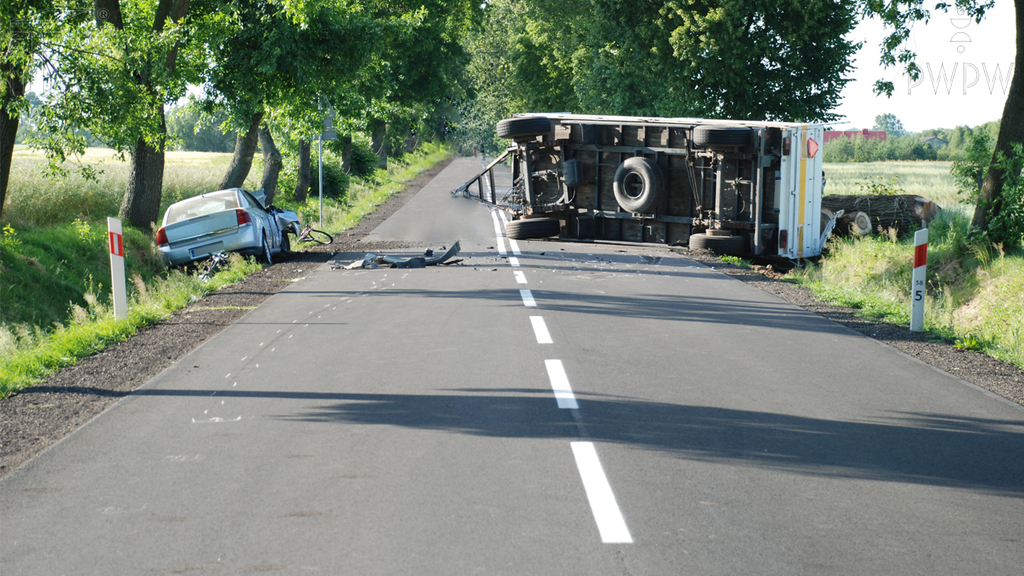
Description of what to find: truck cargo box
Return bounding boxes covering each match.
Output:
[455,113,834,259]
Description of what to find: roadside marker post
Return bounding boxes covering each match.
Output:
[107,217,128,320]
[910,228,928,332]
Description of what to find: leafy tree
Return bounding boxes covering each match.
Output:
[349,0,477,168]
[166,105,234,152]
[659,0,860,120]
[27,0,200,230]
[1,1,78,220]
[461,0,860,129]
[865,0,1022,246]
[873,113,906,137]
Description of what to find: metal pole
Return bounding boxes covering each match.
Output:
[318,131,324,229]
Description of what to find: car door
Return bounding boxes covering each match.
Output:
[241,190,281,251]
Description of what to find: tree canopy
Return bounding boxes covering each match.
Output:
[2,0,1021,246]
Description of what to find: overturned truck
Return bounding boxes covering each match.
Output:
[456,113,834,259]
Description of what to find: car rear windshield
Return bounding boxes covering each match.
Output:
[164,191,240,224]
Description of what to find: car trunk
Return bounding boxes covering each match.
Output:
[163,210,240,246]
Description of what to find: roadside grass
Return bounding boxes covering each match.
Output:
[0,143,452,399]
[0,254,261,397]
[824,161,962,206]
[5,149,248,229]
[273,140,451,233]
[793,205,1024,369]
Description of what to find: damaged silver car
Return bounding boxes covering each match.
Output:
[156,188,300,267]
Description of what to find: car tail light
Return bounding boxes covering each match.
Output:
[235,208,252,226]
[156,227,168,247]
[779,230,788,250]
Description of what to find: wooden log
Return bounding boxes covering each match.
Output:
[822,194,941,236]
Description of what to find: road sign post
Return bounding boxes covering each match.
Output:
[107,217,128,319]
[910,228,928,332]
[319,107,337,229]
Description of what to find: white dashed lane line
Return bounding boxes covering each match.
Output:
[571,441,633,544]
[543,359,578,409]
[530,316,553,344]
[519,289,537,307]
[493,213,632,544]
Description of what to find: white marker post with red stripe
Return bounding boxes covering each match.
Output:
[107,217,128,319]
[910,228,928,332]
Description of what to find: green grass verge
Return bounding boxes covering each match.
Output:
[0,143,453,399]
[792,205,1024,369]
[273,141,451,233]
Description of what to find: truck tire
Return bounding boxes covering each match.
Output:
[505,217,560,239]
[497,117,552,141]
[613,157,664,213]
[693,126,753,149]
[689,233,747,256]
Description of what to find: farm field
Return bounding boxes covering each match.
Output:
[823,161,962,206]
[5,148,248,228]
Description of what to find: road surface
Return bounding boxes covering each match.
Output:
[3,157,1023,575]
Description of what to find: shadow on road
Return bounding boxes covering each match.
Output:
[133,386,1024,496]
[265,285,842,336]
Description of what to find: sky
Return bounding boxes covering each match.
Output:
[831,1,1015,132]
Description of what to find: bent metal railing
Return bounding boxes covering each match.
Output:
[451,148,513,207]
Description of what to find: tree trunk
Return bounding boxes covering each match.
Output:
[371,119,388,170]
[972,0,1024,234]
[120,106,167,230]
[0,63,26,221]
[219,111,263,190]
[258,125,282,205]
[294,138,311,202]
[105,0,190,232]
[341,135,353,174]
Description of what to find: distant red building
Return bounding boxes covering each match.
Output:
[823,129,888,143]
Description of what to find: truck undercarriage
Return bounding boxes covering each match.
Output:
[455,114,833,260]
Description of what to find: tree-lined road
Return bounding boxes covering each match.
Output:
[3,158,1023,575]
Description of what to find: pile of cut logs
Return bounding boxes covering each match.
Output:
[822,194,942,237]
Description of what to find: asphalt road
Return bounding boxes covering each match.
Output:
[3,157,1024,575]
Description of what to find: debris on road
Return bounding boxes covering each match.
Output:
[332,240,462,270]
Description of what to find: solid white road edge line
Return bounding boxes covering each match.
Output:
[520,289,537,307]
[570,441,633,544]
[531,316,553,344]
[544,359,578,409]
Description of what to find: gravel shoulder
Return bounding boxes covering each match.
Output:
[3,158,1023,476]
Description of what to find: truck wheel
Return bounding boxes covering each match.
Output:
[689,233,747,256]
[693,126,753,149]
[613,157,664,213]
[497,117,552,141]
[505,218,560,239]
